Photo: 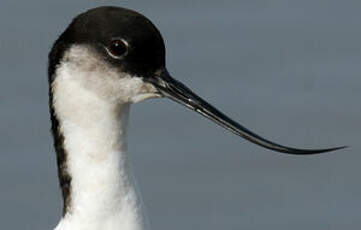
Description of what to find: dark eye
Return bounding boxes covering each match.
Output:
[106,39,128,58]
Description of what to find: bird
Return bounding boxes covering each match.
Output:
[47,6,345,230]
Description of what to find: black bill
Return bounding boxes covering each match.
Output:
[146,69,346,155]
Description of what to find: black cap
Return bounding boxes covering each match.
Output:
[49,6,166,80]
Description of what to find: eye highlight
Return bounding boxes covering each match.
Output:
[106,39,129,59]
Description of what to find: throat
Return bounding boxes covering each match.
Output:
[51,77,147,230]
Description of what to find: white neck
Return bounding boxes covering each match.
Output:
[52,64,148,230]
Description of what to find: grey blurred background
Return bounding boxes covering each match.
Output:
[0,0,359,229]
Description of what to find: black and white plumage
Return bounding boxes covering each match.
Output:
[48,6,345,230]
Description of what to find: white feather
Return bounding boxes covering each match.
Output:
[52,45,154,230]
